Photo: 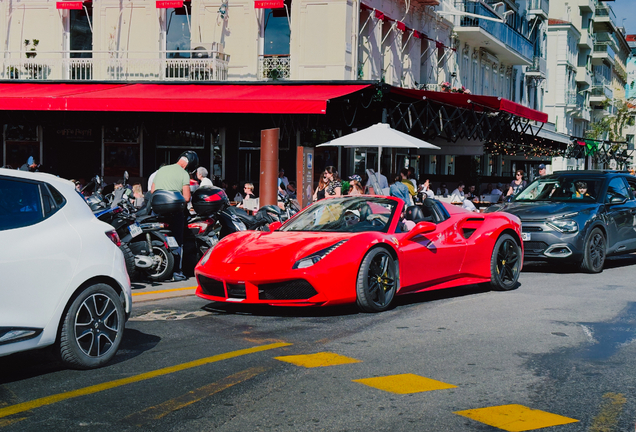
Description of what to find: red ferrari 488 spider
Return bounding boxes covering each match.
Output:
[195,196,523,312]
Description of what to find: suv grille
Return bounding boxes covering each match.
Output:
[258,280,318,300]
[198,275,225,297]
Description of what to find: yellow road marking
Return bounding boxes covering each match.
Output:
[0,417,27,428]
[132,286,197,296]
[123,367,268,426]
[0,342,291,419]
[589,392,626,432]
[353,373,457,394]
[275,352,361,368]
[455,404,578,432]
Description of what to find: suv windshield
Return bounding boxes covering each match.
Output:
[514,176,603,203]
[281,197,397,233]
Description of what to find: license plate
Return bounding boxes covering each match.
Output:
[521,232,531,241]
[128,223,143,238]
[166,236,179,248]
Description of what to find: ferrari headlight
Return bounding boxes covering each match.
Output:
[293,240,348,269]
[199,245,215,266]
[547,219,578,233]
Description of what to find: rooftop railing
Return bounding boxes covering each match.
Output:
[454,1,533,62]
[1,50,230,81]
[595,5,616,19]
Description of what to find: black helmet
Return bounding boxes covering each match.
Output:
[179,151,199,174]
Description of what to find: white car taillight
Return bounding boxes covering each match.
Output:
[106,230,121,246]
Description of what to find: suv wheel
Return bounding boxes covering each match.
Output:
[581,227,606,273]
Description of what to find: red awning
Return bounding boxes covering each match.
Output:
[392,88,548,123]
[0,83,373,114]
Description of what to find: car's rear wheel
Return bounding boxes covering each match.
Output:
[356,248,398,312]
[581,227,606,273]
[489,234,521,291]
[59,284,125,369]
[146,240,174,281]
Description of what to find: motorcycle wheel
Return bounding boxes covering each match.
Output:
[145,240,174,282]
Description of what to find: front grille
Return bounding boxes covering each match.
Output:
[523,241,549,253]
[522,226,543,232]
[198,275,226,297]
[258,280,318,300]
[227,283,246,299]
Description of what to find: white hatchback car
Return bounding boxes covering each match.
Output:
[0,168,132,369]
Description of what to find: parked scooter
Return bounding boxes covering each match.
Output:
[191,186,282,240]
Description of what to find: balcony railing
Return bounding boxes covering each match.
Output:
[258,55,291,80]
[565,91,578,105]
[576,93,586,109]
[1,50,230,81]
[595,5,615,19]
[590,85,613,100]
[455,1,533,62]
[593,42,615,60]
[527,0,549,16]
[527,56,547,74]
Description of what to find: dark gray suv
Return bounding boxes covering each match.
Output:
[488,171,636,273]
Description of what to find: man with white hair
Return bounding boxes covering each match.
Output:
[196,167,213,188]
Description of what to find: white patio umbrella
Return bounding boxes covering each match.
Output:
[316,122,440,174]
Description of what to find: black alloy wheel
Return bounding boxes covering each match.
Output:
[489,234,521,291]
[59,284,125,369]
[356,248,398,312]
[581,227,606,273]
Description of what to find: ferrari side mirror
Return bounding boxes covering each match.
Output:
[402,221,436,242]
[269,221,283,231]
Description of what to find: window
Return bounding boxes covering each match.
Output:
[605,178,630,203]
[0,178,44,231]
[69,6,92,59]
[472,58,478,92]
[492,68,498,96]
[166,3,192,58]
[462,55,469,88]
[626,179,636,200]
[483,64,489,95]
[264,1,291,55]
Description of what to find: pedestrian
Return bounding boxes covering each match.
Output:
[418,179,435,199]
[436,183,449,197]
[132,183,145,208]
[407,167,417,190]
[400,169,417,200]
[151,151,199,281]
[312,171,328,202]
[148,163,167,191]
[19,156,39,172]
[465,185,477,200]
[451,182,465,202]
[286,181,297,199]
[196,167,213,188]
[538,164,547,177]
[243,182,257,199]
[348,175,364,196]
[323,166,342,197]
[390,173,412,206]
[507,170,527,197]
[278,168,289,189]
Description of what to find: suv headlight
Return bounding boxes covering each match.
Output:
[293,240,348,269]
[547,219,578,233]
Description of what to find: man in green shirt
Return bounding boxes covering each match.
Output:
[151,151,198,281]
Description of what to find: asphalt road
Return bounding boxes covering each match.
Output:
[2,255,636,431]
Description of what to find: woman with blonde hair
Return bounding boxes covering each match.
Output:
[131,183,145,208]
[348,175,364,196]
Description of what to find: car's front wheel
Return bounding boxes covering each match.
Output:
[356,248,398,312]
[59,283,125,369]
[489,234,521,291]
[581,227,606,273]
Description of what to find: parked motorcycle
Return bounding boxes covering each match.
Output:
[86,185,178,282]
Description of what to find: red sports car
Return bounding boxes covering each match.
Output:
[195,196,523,312]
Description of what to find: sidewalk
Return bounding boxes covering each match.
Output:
[131,277,198,303]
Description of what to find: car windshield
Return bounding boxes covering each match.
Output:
[514,176,602,203]
[281,197,397,233]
